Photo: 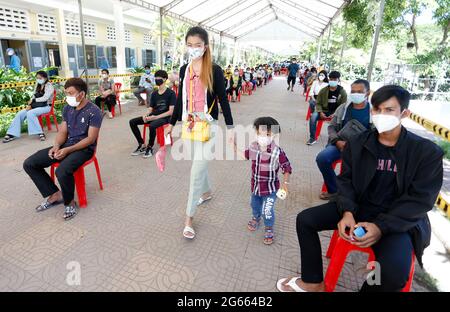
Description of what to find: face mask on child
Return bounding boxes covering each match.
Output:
[257,135,272,147]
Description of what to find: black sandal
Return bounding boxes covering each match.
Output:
[3,135,16,143]
[39,133,46,141]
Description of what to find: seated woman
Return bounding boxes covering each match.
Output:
[94,69,116,119]
[3,71,54,143]
[227,69,242,102]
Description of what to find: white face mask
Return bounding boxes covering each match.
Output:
[257,135,272,147]
[101,73,108,79]
[7,51,14,56]
[318,75,325,81]
[188,47,205,60]
[372,114,401,133]
[66,93,81,107]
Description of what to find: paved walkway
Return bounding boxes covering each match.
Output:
[0,77,430,291]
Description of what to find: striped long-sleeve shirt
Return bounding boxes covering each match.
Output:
[245,142,292,196]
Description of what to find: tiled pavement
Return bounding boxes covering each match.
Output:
[0,77,430,292]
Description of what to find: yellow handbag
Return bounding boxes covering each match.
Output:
[181,65,215,142]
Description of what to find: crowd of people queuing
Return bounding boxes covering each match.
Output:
[4,25,444,293]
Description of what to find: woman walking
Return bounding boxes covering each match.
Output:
[166,26,234,239]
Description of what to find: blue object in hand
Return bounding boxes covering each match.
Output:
[353,226,367,238]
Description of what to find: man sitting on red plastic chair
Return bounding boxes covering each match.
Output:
[316,79,373,201]
[306,71,347,146]
[23,78,102,221]
[129,70,176,158]
[277,85,444,292]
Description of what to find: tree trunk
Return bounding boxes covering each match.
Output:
[440,19,450,45]
[411,13,419,54]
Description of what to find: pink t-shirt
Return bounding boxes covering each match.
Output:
[187,71,206,113]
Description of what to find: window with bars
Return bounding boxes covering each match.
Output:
[142,49,156,67]
[106,46,117,68]
[37,14,57,34]
[107,26,116,41]
[125,47,136,68]
[125,30,131,43]
[0,6,29,32]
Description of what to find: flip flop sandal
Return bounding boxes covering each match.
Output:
[247,217,260,231]
[264,229,274,245]
[3,135,16,143]
[276,277,307,292]
[63,204,78,221]
[197,195,212,206]
[183,226,195,239]
[35,199,63,212]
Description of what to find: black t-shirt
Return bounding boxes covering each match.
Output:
[359,142,398,222]
[327,87,340,114]
[150,88,176,116]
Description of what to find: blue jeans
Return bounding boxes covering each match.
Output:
[7,107,50,137]
[316,145,341,194]
[251,192,277,228]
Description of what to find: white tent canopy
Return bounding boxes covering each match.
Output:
[120,0,349,53]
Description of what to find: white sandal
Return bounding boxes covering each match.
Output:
[276,277,307,292]
[196,195,212,206]
[183,226,195,239]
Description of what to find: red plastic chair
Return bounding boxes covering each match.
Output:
[110,82,122,117]
[242,82,252,96]
[306,105,312,121]
[142,123,173,147]
[38,89,58,132]
[324,230,415,292]
[172,84,178,97]
[321,159,343,193]
[50,150,103,208]
[315,116,333,140]
[227,89,241,102]
[305,87,310,102]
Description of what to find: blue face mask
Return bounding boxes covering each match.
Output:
[145,70,151,74]
[329,80,339,88]
[36,78,45,85]
[349,93,366,104]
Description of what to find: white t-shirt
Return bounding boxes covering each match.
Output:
[311,80,328,96]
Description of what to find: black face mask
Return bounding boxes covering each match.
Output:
[155,78,164,86]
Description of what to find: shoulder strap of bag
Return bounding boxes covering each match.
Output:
[189,64,193,114]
